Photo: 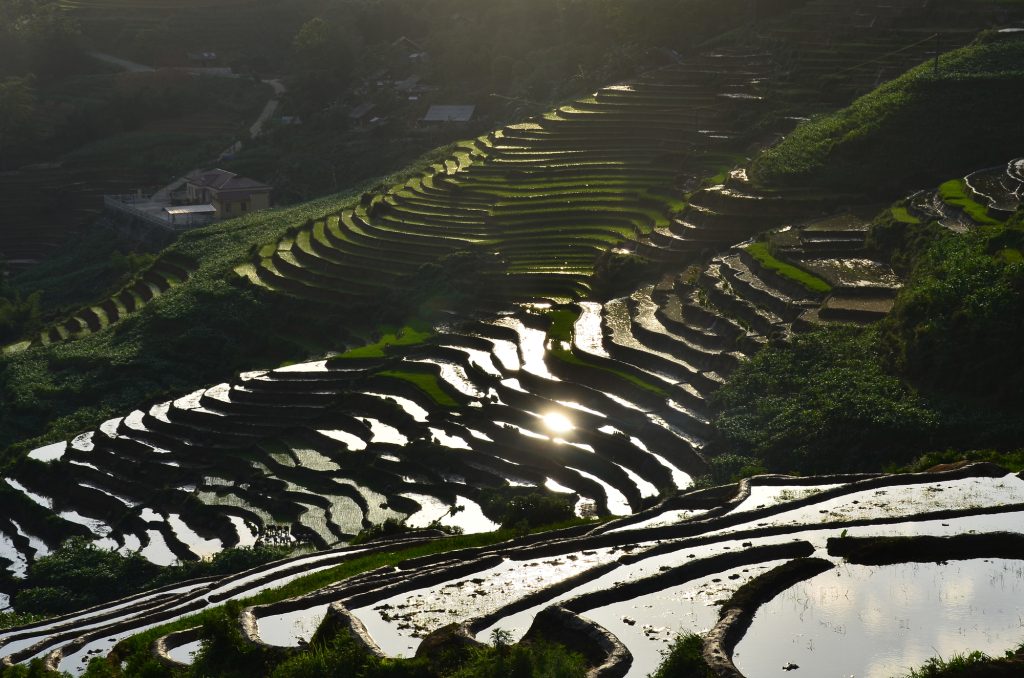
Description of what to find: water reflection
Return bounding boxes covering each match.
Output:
[735,559,1024,678]
[542,411,574,434]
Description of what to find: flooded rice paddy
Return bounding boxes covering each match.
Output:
[735,559,1024,678]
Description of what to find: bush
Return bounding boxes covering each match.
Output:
[13,538,290,615]
[881,219,1024,410]
[14,537,160,614]
[649,633,714,678]
[449,633,586,678]
[712,326,939,473]
[480,490,575,530]
[692,454,767,488]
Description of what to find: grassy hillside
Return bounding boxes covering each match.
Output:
[752,34,1024,195]
[0,194,354,460]
[711,202,1024,475]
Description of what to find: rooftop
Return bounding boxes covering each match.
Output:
[185,168,270,192]
[165,205,216,216]
[422,105,475,122]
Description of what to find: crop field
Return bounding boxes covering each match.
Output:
[6,465,1024,676]
[2,0,1024,676]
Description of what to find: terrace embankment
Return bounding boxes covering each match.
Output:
[6,463,1023,675]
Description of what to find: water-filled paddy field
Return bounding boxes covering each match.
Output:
[735,559,1024,678]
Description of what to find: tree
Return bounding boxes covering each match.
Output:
[17,2,83,80]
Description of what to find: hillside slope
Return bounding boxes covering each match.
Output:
[752,32,1024,194]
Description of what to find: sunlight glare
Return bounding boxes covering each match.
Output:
[542,411,574,434]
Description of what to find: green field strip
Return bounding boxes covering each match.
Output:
[938,179,1002,225]
[233,262,275,289]
[310,222,422,273]
[338,213,461,256]
[289,233,406,285]
[256,257,365,304]
[271,251,393,296]
[323,217,436,264]
[743,243,832,294]
[369,212,489,238]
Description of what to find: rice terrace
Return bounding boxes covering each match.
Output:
[1,0,1024,676]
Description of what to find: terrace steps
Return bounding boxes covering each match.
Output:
[11,253,198,353]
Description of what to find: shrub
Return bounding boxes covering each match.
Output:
[881,220,1024,410]
[449,635,586,678]
[480,490,575,530]
[712,326,939,473]
[14,538,290,615]
[649,633,714,678]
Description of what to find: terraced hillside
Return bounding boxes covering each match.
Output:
[2,0,1019,611]
[908,157,1024,231]
[7,463,1024,676]
[238,56,769,305]
[0,198,912,593]
[3,253,198,355]
[0,168,142,271]
[2,2,1023,676]
[237,0,1010,310]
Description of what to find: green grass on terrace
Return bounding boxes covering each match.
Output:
[937,179,1002,225]
[751,37,1024,194]
[333,325,433,359]
[546,308,669,396]
[376,370,459,407]
[891,205,922,224]
[744,242,832,294]
[547,309,577,343]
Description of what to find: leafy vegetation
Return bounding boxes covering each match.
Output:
[743,242,832,294]
[376,370,459,407]
[752,36,1024,195]
[901,448,1024,474]
[648,633,715,678]
[12,537,292,615]
[712,204,1024,474]
[904,648,1024,678]
[479,489,576,530]
[881,211,1024,411]
[449,632,586,678]
[712,326,939,473]
[937,179,1001,225]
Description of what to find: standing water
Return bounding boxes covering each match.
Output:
[734,559,1024,678]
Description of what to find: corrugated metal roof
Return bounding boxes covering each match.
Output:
[165,205,216,215]
[422,105,475,122]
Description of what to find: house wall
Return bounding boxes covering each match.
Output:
[213,191,270,219]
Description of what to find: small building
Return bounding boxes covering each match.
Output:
[183,168,271,220]
[349,103,377,126]
[394,75,421,93]
[164,204,216,228]
[422,105,475,123]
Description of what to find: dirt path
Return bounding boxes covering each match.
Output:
[87,51,154,73]
[88,52,288,193]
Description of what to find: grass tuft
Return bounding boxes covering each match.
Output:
[937,179,1001,225]
[744,242,832,294]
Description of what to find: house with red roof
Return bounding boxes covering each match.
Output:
[183,168,272,220]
